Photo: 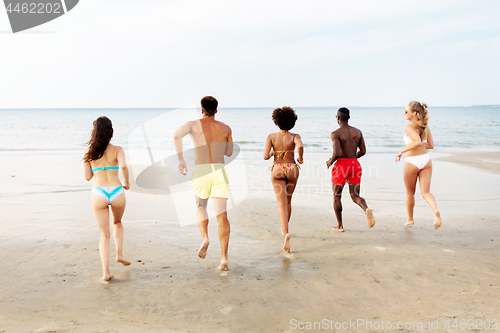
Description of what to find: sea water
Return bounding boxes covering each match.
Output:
[0,107,498,198]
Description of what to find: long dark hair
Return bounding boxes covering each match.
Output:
[83,116,113,162]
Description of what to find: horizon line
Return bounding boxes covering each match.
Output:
[1,105,499,110]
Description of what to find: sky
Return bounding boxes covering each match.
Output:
[0,0,499,108]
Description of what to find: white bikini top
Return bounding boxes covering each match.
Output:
[404,135,427,145]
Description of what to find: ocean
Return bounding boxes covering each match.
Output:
[0,107,498,199]
[0,107,499,153]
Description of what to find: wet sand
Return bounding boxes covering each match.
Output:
[0,152,499,332]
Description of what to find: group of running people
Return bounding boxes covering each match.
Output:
[83,96,441,281]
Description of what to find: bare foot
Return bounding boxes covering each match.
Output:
[366,208,375,228]
[332,226,344,232]
[404,219,415,226]
[197,238,210,259]
[116,256,131,266]
[434,211,441,230]
[218,258,229,271]
[283,233,291,253]
[102,273,113,281]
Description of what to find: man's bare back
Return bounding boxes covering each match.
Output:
[331,125,366,160]
[187,118,233,165]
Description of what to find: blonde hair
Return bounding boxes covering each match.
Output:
[408,101,429,138]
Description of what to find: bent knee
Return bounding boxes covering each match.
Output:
[350,194,360,201]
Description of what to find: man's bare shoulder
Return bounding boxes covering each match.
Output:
[349,125,363,136]
[215,120,232,132]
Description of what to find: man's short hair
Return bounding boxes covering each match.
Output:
[201,96,218,117]
[338,107,350,120]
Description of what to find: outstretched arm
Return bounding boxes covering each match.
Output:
[294,134,304,164]
[326,132,340,168]
[263,134,273,160]
[356,133,366,159]
[225,127,233,157]
[116,147,130,190]
[173,122,191,175]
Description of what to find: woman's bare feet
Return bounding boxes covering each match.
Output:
[332,226,344,232]
[198,238,210,259]
[404,219,415,226]
[366,209,375,228]
[116,256,131,266]
[434,211,441,229]
[283,233,291,253]
[102,272,113,281]
[218,258,229,271]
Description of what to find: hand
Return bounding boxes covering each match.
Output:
[297,157,304,165]
[123,182,130,190]
[178,160,188,175]
[326,158,333,168]
[395,152,403,162]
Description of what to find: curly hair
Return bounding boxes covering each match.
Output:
[272,106,298,131]
[408,101,429,138]
[83,116,113,162]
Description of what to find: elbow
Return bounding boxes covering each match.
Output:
[85,175,92,181]
[427,144,434,150]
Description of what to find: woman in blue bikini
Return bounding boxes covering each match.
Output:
[264,107,304,253]
[395,102,441,229]
[83,116,131,281]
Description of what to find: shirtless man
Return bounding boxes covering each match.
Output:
[173,96,233,271]
[326,107,375,232]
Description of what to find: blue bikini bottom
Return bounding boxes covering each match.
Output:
[92,186,124,205]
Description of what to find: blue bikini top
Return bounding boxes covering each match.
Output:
[92,165,119,172]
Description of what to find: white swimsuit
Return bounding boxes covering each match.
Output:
[403,135,430,169]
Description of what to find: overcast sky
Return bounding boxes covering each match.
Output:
[1,0,499,108]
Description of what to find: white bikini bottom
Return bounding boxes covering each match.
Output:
[405,153,431,170]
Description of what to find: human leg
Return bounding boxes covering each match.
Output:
[91,195,112,280]
[195,195,210,259]
[348,183,375,228]
[110,193,130,266]
[403,161,419,226]
[418,160,441,229]
[213,197,230,270]
[271,168,291,252]
[285,166,300,223]
[332,184,344,231]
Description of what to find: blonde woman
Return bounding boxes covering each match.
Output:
[83,116,131,281]
[395,102,441,229]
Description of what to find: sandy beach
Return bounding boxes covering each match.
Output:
[0,151,499,333]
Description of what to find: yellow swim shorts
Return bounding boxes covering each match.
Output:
[191,163,229,199]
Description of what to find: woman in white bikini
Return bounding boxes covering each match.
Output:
[83,116,131,281]
[264,107,304,253]
[395,102,441,229]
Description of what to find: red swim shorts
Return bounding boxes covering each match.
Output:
[331,158,362,186]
